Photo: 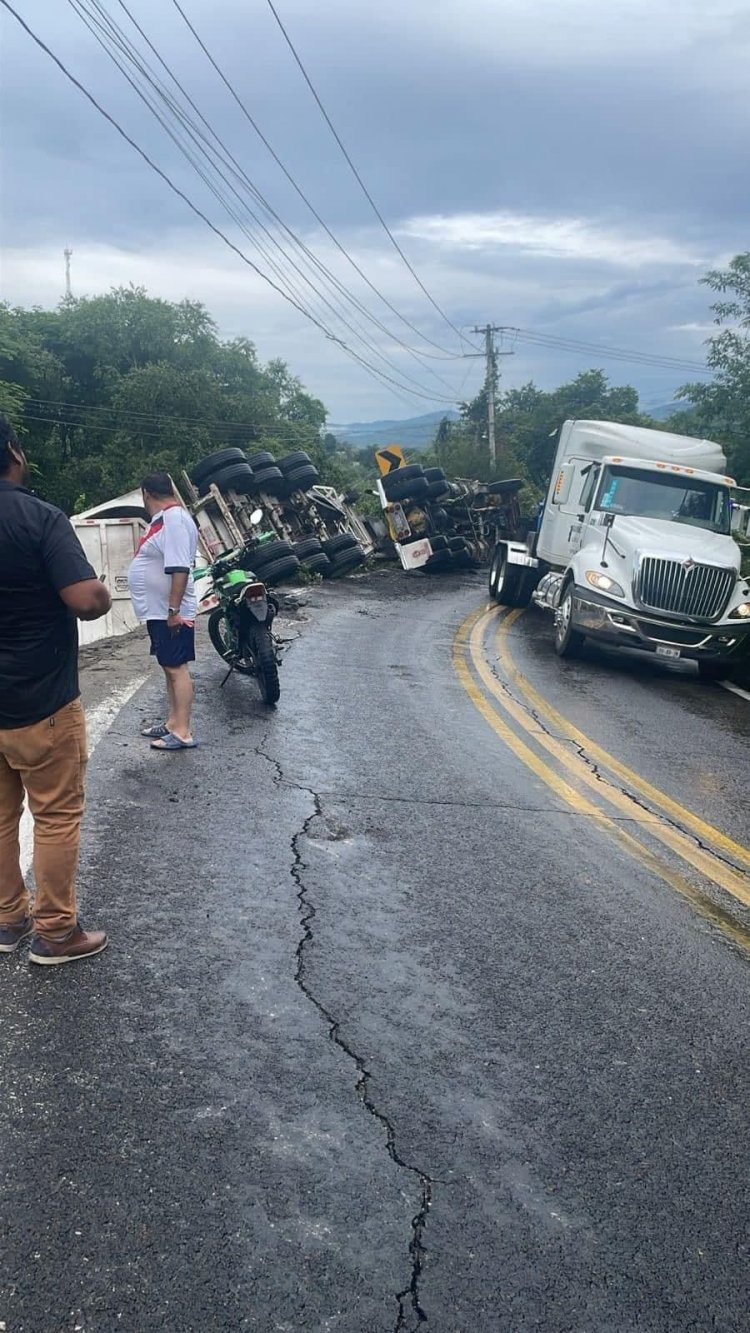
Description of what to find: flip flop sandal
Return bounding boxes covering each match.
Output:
[141,723,170,739]
[150,733,199,751]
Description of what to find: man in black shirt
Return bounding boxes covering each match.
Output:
[0,417,112,965]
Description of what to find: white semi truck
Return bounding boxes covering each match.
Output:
[489,419,750,679]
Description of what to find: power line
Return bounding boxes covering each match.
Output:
[69,0,464,405]
[25,398,324,435]
[503,327,710,377]
[264,0,476,353]
[25,397,459,438]
[105,0,465,390]
[72,0,437,396]
[169,0,466,362]
[2,2,458,412]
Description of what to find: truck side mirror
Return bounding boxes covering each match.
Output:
[603,511,615,528]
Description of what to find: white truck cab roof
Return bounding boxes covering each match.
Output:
[560,419,728,476]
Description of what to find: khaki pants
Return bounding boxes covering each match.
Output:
[0,699,88,939]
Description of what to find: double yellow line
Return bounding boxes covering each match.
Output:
[454,605,750,951]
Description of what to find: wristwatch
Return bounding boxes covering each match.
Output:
[168,606,180,616]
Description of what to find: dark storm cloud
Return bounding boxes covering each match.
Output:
[1,0,747,417]
[4,0,748,242]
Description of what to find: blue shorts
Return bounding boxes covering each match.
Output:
[147,620,196,668]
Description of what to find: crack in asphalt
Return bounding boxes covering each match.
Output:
[291,796,432,1332]
[254,728,674,823]
[255,733,433,1330]
[485,658,749,878]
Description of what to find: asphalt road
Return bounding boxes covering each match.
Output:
[1,571,749,1333]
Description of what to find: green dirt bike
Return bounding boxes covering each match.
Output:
[197,521,282,705]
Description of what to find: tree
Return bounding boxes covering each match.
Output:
[425,370,650,489]
[675,253,750,483]
[0,287,331,512]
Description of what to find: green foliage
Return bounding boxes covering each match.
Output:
[423,369,651,490]
[673,253,750,484]
[0,286,327,513]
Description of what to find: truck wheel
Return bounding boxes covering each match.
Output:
[327,546,366,577]
[697,660,726,682]
[300,552,331,575]
[322,534,358,556]
[284,465,320,493]
[491,548,533,608]
[246,450,277,470]
[191,448,247,486]
[245,540,295,569]
[252,465,286,496]
[277,451,313,472]
[198,461,255,497]
[293,537,324,560]
[554,584,585,658]
[259,555,301,586]
[489,547,502,597]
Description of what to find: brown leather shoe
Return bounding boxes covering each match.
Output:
[28,923,108,966]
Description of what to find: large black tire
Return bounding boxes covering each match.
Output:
[322,533,358,556]
[697,660,727,682]
[301,552,331,575]
[246,450,277,470]
[199,462,254,497]
[489,546,533,607]
[430,534,449,551]
[207,607,255,676]
[382,464,423,494]
[258,555,301,586]
[277,451,313,472]
[244,540,295,569]
[385,476,429,504]
[191,448,247,486]
[284,465,320,492]
[449,536,469,553]
[423,467,447,484]
[242,623,280,705]
[252,466,286,496]
[554,582,585,658]
[293,537,324,559]
[326,547,365,578]
[425,480,450,501]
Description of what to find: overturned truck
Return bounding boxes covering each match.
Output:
[181,446,373,586]
[375,449,529,574]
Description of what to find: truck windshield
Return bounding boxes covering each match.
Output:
[596,466,731,535]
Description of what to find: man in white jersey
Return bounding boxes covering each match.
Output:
[128,474,199,751]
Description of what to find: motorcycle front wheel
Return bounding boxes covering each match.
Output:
[242,622,281,705]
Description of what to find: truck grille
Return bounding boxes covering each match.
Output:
[637,557,734,621]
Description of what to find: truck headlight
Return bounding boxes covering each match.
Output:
[585,570,625,597]
[728,602,750,619]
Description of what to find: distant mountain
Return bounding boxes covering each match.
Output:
[329,409,459,451]
[645,399,686,421]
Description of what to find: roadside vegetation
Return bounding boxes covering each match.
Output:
[1,254,748,516]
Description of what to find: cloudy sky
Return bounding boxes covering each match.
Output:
[1,0,748,423]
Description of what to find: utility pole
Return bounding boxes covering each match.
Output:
[472,324,512,468]
[64,248,73,299]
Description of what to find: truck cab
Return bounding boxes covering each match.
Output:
[489,420,750,679]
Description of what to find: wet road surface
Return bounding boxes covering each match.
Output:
[1,571,749,1332]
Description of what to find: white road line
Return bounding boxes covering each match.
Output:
[20,677,147,877]
[720,680,750,703]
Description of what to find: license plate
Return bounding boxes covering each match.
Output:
[656,645,681,660]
